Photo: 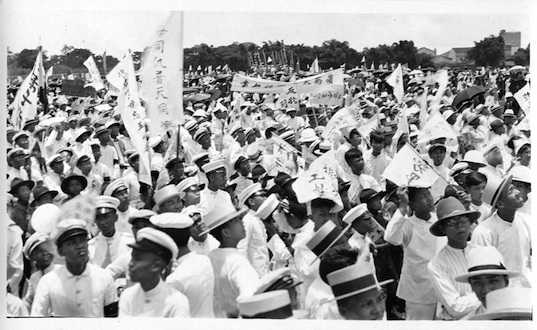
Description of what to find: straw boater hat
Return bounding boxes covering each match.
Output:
[298,128,318,144]
[176,177,205,194]
[237,290,308,319]
[509,166,531,184]
[327,261,394,301]
[192,152,210,165]
[455,245,520,283]
[23,232,51,259]
[103,179,129,197]
[513,139,530,156]
[306,220,349,262]
[255,194,279,220]
[201,203,248,235]
[149,212,194,230]
[237,183,264,207]
[481,175,513,212]
[246,144,263,162]
[469,287,532,320]
[429,197,480,236]
[153,185,182,212]
[74,128,91,142]
[462,150,488,168]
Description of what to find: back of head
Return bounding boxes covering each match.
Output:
[319,245,359,284]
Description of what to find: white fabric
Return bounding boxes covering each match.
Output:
[237,211,270,276]
[187,235,220,256]
[199,188,234,214]
[23,263,61,311]
[88,231,133,268]
[6,220,24,294]
[304,275,343,320]
[362,149,392,189]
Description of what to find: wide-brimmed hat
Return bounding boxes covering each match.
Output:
[463,150,487,167]
[513,139,530,156]
[246,144,262,161]
[255,194,279,220]
[153,185,181,211]
[61,175,88,194]
[359,189,386,204]
[509,166,531,184]
[455,246,520,283]
[201,203,248,235]
[274,172,296,188]
[29,186,59,207]
[465,112,480,124]
[74,128,91,142]
[298,128,318,143]
[327,261,394,301]
[482,175,513,211]
[468,287,532,320]
[9,178,36,195]
[93,126,110,138]
[238,290,308,319]
[429,197,480,236]
[306,220,349,262]
[238,183,263,207]
[176,177,205,194]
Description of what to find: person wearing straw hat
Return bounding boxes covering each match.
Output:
[152,184,183,213]
[508,166,531,215]
[510,137,531,169]
[471,174,531,288]
[31,219,119,317]
[90,141,114,183]
[148,136,166,172]
[205,204,258,318]
[467,287,532,320]
[150,213,215,318]
[236,183,270,276]
[102,178,137,234]
[454,246,520,319]
[73,154,104,195]
[384,186,447,320]
[6,148,33,187]
[89,196,133,269]
[327,260,393,320]
[478,143,505,179]
[199,158,235,214]
[342,204,376,272]
[238,290,308,319]
[427,197,481,320]
[94,126,119,178]
[182,205,220,256]
[228,154,253,196]
[119,227,190,317]
[22,232,61,311]
[122,152,143,209]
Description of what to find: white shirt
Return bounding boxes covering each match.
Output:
[471,211,532,288]
[123,170,142,209]
[23,263,62,311]
[469,202,492,224]
[119,278,190,317]
[31,263,118,317]
[7,220,24,294]
[166,252,215,318]
[363,149,392,189]
[237,210,270,276]
[347,173,381,203]
[89,231,134,268]
[384,210,446,303]
[43,172,68,204]
[116,207,137,234]
[187,235,220,256]
[294,231,319,308]
[199,188,234,214]
[304,275,343,320]
[208,248,259,318]
[427,243,481,320]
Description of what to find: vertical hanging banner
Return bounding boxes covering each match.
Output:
[9,51,45,129]
[109,52,152,186]
[140,11,184,136]
[83,55,105,91]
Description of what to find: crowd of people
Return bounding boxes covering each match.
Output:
[5,63,532,321]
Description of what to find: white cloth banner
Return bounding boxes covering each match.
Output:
[430,69,449,114]
[382,144,439,188]
[276,83,300,110]
[357,114,379,141]
[114,52,152,186]
[83,55,105,91]
[272,135,299,176]
[417,112,458,143]
[321,102,362,140]
[386,63,404,103]
[292,165,343,213]
[140,11,184,136]
[514,83,530,113]
[9,51,45,129]
[390,105,410,155]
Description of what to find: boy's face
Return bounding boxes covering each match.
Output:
[95,211,117,237]
[59,234,89,266]
[128,249,161,283]
[16,184,32,202]
[469,274,509,306]
[371,139,384,154]
[352,212,375,235]
[30,242,54,269]
[340,288,386,320]
[311,206,332,231]
[440,215,471,246]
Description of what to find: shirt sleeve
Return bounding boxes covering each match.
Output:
[470,225,494,246]
[102,271,119,306]
[7,226,24,291]
[118,288,132,317]
[427,260,481,319]
[383,209,411,247]
[31,277,51,316]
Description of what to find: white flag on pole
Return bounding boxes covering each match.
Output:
[514,83,530,113]
[417,112,458,143]
[83,55,105,91]
[140,11,184,136]
[382,144,439,188]
[46,66,54,80]
[430,69,449,114]
[386,63,404,103]
[390,105,410,155]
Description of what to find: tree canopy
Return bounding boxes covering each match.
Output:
[467,35,505,67]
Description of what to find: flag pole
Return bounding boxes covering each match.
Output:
[175,124,182,182]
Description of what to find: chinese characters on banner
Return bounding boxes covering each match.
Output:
[381,144,439,188]
[321,102,362,140]
[9,51,45,129]
[140,11,184,136]
[277,83,299,110]
[514,83,530,113]
[107,52,152,186]
[271,135,300,176]
[83,55,105,91]
[292,165,343,213]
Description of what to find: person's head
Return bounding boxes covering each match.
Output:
[345,204,375,235]
[13,132,30,149]
[55,219,90,267]
[464,171,488,204]
[128,209,156,238]
[106,182,130,212]
[129,153,140,173]
[344,148,364,176]
[490,120,506,136]
[95,128,111,144]
[62,175,87,197]
[231,126,246,146]
[128,227,178,284]
[430,197,478,248]
[408,187,434,215]
[91,144,101,163]
[182,206,207,243]
[154,185,183,213]
[369,130,384,155]
[206,207,248,246]
[94,196,120,237]
[165,158,184,180]
[177,178,204,207]
[8,148,27,169]
[194,129,212,150]
[496,181,524,213]
[503,109,516,126]
[245,128,257,145]
[310,198,335,231]
[428,144,446,166]
[484,145,503,167]
[455,246,517,307]
[319,245,359,285]
[24,233,54,270]
[284,201,308,229]
[76,155,93,176]
[359,189,385,214]
[203,160,227,190]
[233,156,251,177]
[30,186,58,208]
[150,212,194,249]
[286,108,297,118]
[9,178,34,203]
[347,128,361,148]
[509,166,531,204]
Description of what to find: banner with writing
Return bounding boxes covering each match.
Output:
[292,165,343,213]
[382,144,439,188]
[83,55,105,91]
[321,102,362,140]
[514,83,530,113]
[276,83,300,110]
[386,63,404,102]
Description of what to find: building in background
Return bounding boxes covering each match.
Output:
[499,30,521,57]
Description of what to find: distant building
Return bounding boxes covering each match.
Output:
[418,47,436,57]
[441,47,472,62]
[431,55,453,65]
[499,30,521,57]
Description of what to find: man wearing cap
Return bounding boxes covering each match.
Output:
[22,232,61,311]
[148,136,166,172]
[193,127,219,159]
[43,154,68,204]
[427,197,481,320]
[283,107,307,135]
[74,154,104,195]
[150,213,215,318]
[103,179,137,234]
[13,131,31,150]
[8,178,35,236]
[119,227,190,317]
[471,175,531,288]
[246,143,278,177]
[508,166,531,215]
[342,204,377,272]
[95,126,119,178]
[7,148,32,188]
[89,196,134,269]
[153,184,183,213]
[454,246,520,319]
[122,152,143,209]
[32,219,119,317]
[427,143,449,203]
[90,141,114,182]
[478,143,505,179]
[229,154,253,196]
[199,159,235,214]
[236,183,270,276]
[344,148,382,203]
[502,109,519,140]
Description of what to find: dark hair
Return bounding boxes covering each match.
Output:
[319,246,359,285]
[288,201,308,220]
[344,148,363,165]
[517,144,531,157]
[310,198,335,211]
[506,135,521,150]
[465,171,488,188]
[210,224,225,243]
[158,227,190,248]
[370,130,384,144]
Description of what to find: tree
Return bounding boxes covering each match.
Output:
[10,48,48,69]
[512,44,530,66]
[467,35,505,67]
[391,40,419,68]
[417,53,434,68]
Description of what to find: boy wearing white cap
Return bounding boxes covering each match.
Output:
[120,227,190,317]
[103,178,137,234]
[199,159,235,214]
[150,213,215,318]
[88,196,133,268]
[32,219,118,317]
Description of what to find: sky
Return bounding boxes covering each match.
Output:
[2,0,533,59]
